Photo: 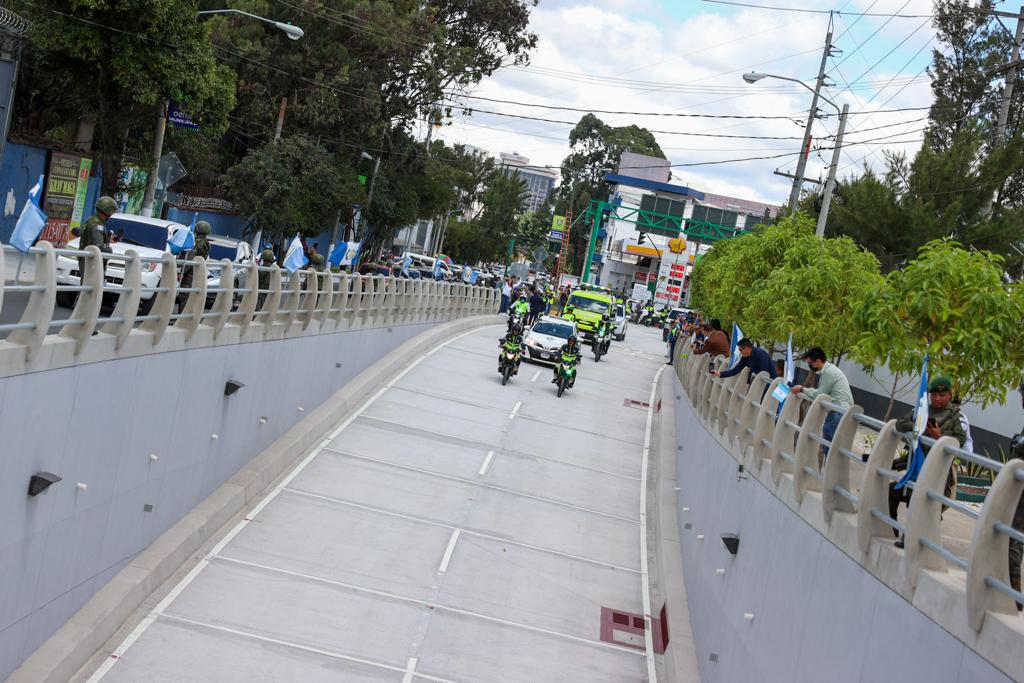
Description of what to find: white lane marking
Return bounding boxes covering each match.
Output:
[216,556,646,656]
[86,329,479,682]
[478,450,495,476]
[157,614,458,683]
[530,369,540,382]
[402,656,419,683]
[281,488,640,573]
[640,367,665,683]
[508,400,522,420]
[321,447,639,523]
[437,529,461,573]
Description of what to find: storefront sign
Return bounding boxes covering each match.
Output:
[38,152,92,247]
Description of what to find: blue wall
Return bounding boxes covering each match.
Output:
[0,142,48,244]
[164,207,248,239]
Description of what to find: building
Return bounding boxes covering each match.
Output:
[593,152,779,307]
[499,152,558,213]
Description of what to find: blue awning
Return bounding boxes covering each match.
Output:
[602,173,705,201]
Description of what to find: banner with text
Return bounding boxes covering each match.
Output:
[38,152,92,247]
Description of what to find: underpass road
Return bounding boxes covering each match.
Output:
[88,323,671,683]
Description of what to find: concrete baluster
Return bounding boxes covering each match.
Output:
[822,405,863,524]
[236,262,258,335]
[175,256,207,341]
[793,394,830,503]
[9,242,57,360]
[59,245,104,352]
[332,274,349,326]
[769,390,802,486]
[703,356,723,422]
[139,253,177,345]
[315,271,333,327]
[736,371,769,455]
[208,259,234,337]
[259,265,282,338]
[280,270,301,329]
[297,268,317,331]
[101,249,141,349]
[724,367,751,441]
[965,459,1024,631]
[856,420,903,553]
[904,435,960,586]
[751,377,786,468]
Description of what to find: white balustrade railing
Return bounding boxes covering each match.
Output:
[0,242,499,377]
[673,337,1024,639]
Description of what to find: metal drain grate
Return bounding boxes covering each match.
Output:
[623,398,651,409]
[599,606,667,654]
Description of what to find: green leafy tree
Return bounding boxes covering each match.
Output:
[852,239,1024,407]
[223,135,360,240]
[12,0,235,193]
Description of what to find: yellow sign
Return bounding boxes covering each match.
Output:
[625,243,662,258]
[668,237,687,254]
[551,215,566,231]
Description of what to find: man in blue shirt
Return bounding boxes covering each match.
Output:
[713,338,776,383]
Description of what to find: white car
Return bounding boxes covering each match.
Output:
[614,303,629,341]
[206,235,255,302]
[523,316,578,365]
[55,214,190,314]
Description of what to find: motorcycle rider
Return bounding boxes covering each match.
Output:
[498,322,526,376]
[595,313,612,353]
[552,334,581,385]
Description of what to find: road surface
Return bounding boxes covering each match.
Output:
[82,323,671,683]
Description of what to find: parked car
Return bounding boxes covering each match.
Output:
[523,316,578,365]
[613,303,629,341]
[55,213,190,314]
[205,235,255,304]
[400,252,454,280]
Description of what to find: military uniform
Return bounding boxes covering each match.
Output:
[178,222,211,309]
[77,201,113,285]
[888,378,966,532]
[257,249,275,310]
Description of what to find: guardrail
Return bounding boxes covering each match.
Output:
[674,340,1024,668]
[0,241,499,377]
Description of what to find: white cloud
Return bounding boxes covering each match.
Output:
[438,0,940,205]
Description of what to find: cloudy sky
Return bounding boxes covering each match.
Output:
[425,0,1015,206]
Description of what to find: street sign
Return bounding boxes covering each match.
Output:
[533,246,549,263]
[548,230,564,242]
[168,102,199,130]
[551,215,566,231]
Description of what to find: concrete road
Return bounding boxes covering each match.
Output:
[85,323,672,682]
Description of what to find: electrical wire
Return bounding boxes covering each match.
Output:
[700,0,933,18]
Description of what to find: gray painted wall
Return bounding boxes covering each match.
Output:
[0,320,438,681]
[671,377,1011,683]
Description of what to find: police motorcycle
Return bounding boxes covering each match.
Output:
[593,314,612,363]
[554,336,581,398]
[498,324,526,386]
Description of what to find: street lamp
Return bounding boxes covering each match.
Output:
[140,9,304,218]
[742,71,848,237]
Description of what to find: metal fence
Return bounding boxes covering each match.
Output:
[0,241,499,376]
[674,342,1024,638]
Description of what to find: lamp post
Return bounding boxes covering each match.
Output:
[139,10,303,217]
[743,71,848,237]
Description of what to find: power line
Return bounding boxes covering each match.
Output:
[441,94,809,120]
[700,0,933,18]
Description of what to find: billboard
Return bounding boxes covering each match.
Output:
[38,152,92,247]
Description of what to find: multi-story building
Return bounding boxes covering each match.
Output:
[499,152,558,213]
[592,152,779,307]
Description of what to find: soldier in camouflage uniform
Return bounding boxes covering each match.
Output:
[75,195,116,286]
[177,221,211,310]
[1009,381,1024,610]
[256,248,276,310]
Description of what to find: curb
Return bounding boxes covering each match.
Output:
[8,315,501,683]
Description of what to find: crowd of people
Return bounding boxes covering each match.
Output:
[673,311,1024,607]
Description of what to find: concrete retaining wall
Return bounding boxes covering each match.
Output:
[671,376,1012,682]
[0,313,495,681]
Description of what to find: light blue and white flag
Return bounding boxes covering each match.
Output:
[462,265,473,284]
[469,269,479,285]
[432,257,442,280]
[895,354,930,490]
[771,333,795,403]
[729,322,744,369]
[400,253,412,277]
[168,215,196,255]
[10,175,47,253]
[283,234,309,273]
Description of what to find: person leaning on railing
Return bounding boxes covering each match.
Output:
[789,346,854,448]
[692,320,729,357]
[712,338,776,384]
[889,376,966,544]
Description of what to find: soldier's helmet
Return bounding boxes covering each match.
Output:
[195,221,212,236]
[260,249,276,263]
[95,196,118,215]
[311,254,325,266]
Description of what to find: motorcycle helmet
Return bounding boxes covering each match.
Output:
[510,323,523,335]
[567,335,578,348]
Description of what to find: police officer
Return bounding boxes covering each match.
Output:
[552,334,581,385]
[76,195,117,284]
[257,248,276,310]
[177,221,211,310]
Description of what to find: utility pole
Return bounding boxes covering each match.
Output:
[274,96,287,142]
[140,99,168,218]
[816,103,849,237]
[787,16,835,214]
[983,5,1024,216]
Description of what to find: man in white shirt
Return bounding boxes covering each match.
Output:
[500,278,512,313]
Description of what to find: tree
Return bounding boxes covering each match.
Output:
[12,0,235,193]
[223,136,360,241]
[852,239,1024,407]
[553,114,665,272]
